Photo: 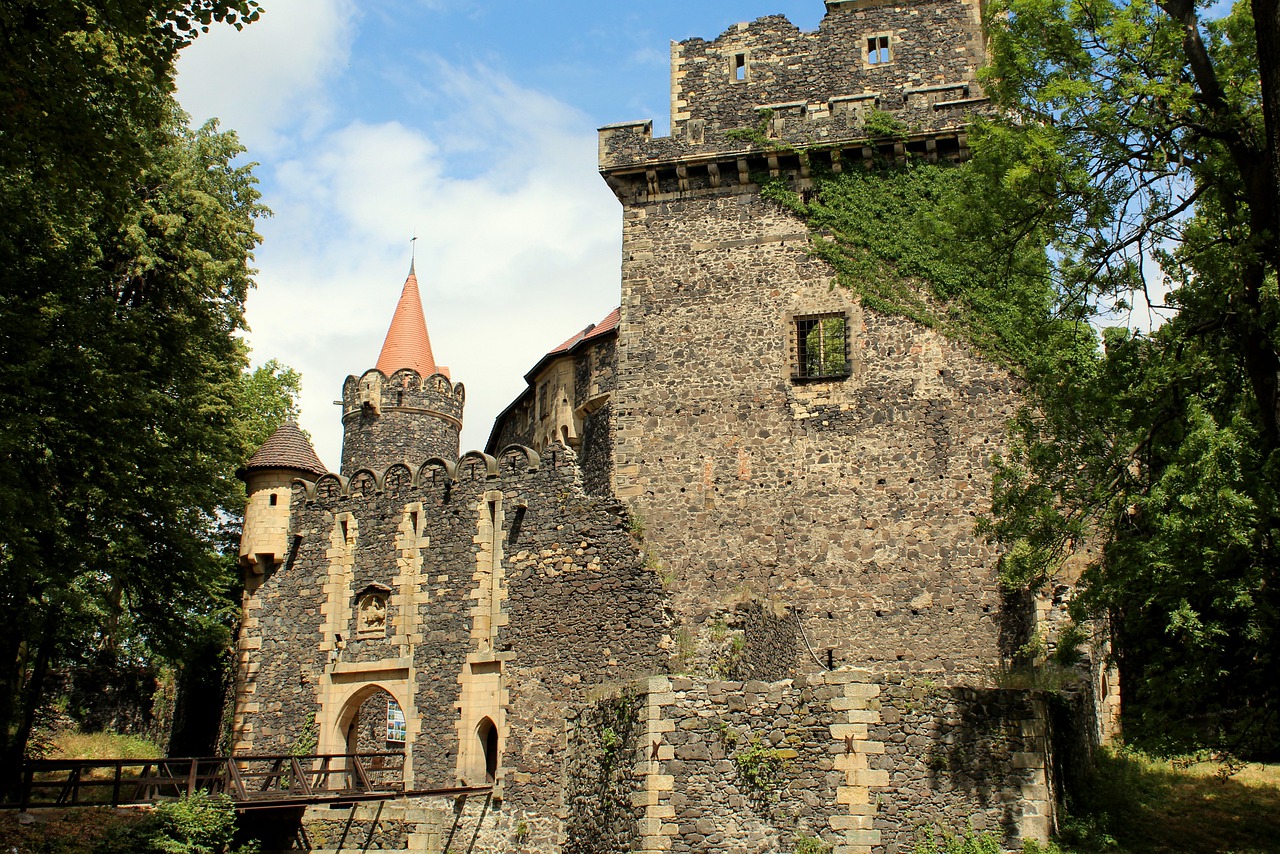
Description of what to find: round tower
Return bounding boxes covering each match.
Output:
[238,421,328,574]
[340,261,464,474]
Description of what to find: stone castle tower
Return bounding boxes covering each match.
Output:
[233,2,1117,851]
[339,261,464,474]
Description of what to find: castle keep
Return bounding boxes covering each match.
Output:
[234,1,1115,851]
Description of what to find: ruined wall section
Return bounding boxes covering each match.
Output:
[497,444,671,823]
[671,0,985,136]
[563,672,1053,854]
[609,192,1019,677]
[600,0,989,187]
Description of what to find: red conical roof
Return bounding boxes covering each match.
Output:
[376,262,440,377]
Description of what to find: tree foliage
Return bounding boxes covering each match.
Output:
[0,1,280,788]
[972,0,1280,755]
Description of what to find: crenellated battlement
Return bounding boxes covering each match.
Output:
[299,444,568,507]
[341,368,465,426]
[339,368,465,474]
[599,0,988,200]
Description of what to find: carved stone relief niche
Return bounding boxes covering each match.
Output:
[355,582,393,639]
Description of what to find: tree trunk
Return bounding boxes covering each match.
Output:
[0,616,53,803]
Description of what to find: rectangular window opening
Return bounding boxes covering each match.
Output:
[734,53,747,81]
[538,381,550,419]
[795,314,850,380]
[867,35,890,65]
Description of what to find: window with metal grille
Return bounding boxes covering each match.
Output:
[387,699,407,744]
[867,35,891,65]
[795,314,850,379]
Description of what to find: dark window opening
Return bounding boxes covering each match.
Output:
[794,314,850,379]
[538,381,550,419]
[867,35,890,65]
[269,494,278,506]
[477,718,499,783]
[733,53,747,81]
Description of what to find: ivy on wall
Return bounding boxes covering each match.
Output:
[762,157,1087,378]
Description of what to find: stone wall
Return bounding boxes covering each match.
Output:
[608,188,1020,679]
[260,795,517,854]
[669,0,986,137]
[599,0,990,180]
[232,443,670,825]
[564,671,1053,854]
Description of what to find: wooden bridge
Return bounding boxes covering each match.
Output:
[4,753,491,811]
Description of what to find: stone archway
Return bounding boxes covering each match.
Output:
[343,688,400,755]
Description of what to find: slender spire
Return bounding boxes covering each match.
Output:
[375,261,439,378]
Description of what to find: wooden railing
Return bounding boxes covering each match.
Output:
[6,753,408,810]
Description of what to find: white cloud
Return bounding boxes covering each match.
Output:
[176,0,358,154]
[232,63,622,469]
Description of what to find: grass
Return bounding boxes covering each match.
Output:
[47,731,163,761]
[1057,747,1280,854]
[23,729,166,808]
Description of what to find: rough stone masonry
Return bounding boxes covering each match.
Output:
[233,1,1117,851]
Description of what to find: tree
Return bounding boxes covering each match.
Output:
[973,0,1280,755]
[0,1,270,790]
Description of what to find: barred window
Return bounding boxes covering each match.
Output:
[386,699,407,744]
[795,314,850,380]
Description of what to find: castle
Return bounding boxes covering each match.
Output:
[233,1,1117,851]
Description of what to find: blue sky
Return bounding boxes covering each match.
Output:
[176,0,831,466]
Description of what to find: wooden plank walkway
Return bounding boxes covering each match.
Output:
[3,753,490,811]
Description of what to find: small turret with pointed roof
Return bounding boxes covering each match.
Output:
[238,421,328,573]
[240,421,328,480]
[339,259,464,475]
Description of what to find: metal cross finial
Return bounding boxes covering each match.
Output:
[410,231,417,276]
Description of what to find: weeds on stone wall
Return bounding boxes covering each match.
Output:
[862,108,910,141]
[563,690,645,854]
[712,633,747,679]
[288,711,318,757]
[726,108,789,151]
[719,728,791,796]
[792,832,833,854]
[911,825,1002,854]
[733,736,789,790]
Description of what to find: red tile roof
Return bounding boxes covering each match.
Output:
[548,307,621,356]
[241,422,328,478]
[376,264,442,378]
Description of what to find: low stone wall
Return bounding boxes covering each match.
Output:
[566,670,1054,854]
[264,795,514,854]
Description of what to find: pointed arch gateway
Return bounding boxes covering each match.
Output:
[321,679,414,789]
